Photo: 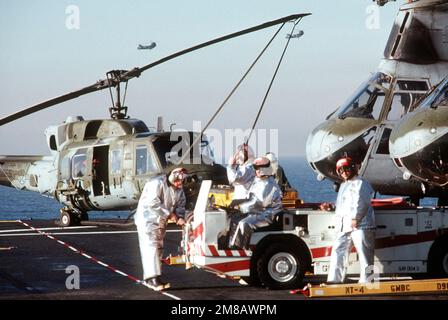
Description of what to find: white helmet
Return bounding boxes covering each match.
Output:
[253,156,274,177]
[168,167,187,185]
[265,152,279,173]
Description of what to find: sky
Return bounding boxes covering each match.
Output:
[0,0,402,158]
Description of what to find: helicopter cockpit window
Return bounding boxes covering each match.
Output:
[72,154,87,178]
[417,77,448,109]
[135,145,158,175]
[111,150,122,174]
[387,79,429,119]
[431,85,448,107]
[333,72,391,120]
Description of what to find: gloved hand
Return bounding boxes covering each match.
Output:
[176,218,186,227]
[169,212,179,223]
[319,202,335,211]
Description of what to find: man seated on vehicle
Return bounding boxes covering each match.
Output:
[228,156,283,249]
[265,152,291,192]
[226,144,256,202]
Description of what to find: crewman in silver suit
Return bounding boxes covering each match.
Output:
[229,156,283,249]
[135,167,187,291]
[322,157,376,284]
[227,144,256,201]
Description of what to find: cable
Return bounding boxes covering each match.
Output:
[177,22,287,165]
[246,18,302,143]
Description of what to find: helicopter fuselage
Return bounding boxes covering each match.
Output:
[0,116,227,215]
[306,0,448,203]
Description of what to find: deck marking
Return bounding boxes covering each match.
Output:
[0,225,97,233]
[16,220,182,300]
[0,230,181,237]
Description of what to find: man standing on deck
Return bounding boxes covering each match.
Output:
[321,157,376,284]
[134,167,187,291]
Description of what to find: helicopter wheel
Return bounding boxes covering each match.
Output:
[59,209,80,227]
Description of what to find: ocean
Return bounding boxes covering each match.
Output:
[0,156,436,221]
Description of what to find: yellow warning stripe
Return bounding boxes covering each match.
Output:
[307,278,448,297]
[0,220,20,223]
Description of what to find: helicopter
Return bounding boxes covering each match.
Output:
[306,0,448,205]
[389,74,448,194]
[137,42,157,50]
[0,14,309,226]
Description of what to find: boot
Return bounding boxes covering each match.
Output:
[145,276,171,291]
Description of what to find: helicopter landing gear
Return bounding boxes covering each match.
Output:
[58,208,89,227]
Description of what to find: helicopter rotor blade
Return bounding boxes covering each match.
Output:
[0,13,310,127]
[0,79,113,127]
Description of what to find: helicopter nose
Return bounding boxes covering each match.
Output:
[390,108,448,186]
[306,118,377,181]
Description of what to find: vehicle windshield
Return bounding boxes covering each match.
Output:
[331,72,392,120]
[418,77,448,109]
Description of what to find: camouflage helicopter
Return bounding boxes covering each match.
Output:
[0,14,308,226]
[389,74,448,194]
[306,0,448,205]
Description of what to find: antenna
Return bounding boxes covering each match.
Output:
[157,116,164,132]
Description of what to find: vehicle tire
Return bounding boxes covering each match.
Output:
[60,210,80,227]
[241,262,261,287]
[60,211,72,227]
[428,238,448,277]
[256,242,305,289]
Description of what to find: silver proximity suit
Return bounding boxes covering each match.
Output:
[226,163,256,200]
[230,176,283,249]
[327,176,376,283]
[134,175,186,280]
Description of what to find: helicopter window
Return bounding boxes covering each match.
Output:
[432,87,448,107]
[417,77,448,109]
[376,128,392,155]
[49,135,57,151]
[132,121,150,133]
[136,146,147,175]
[387,93,410,120]
[396,80,429,91]
[339,87,384,120]
[135,145,158,175]
[60,156,71,180]
[72,154,87,178]
[335,73,390,120]
[111,150,122,174]
[387,92,425,120]
[84,121,102,139]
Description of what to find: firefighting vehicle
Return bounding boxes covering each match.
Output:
[180,181,448,289]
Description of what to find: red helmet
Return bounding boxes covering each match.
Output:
[336,157,354,173]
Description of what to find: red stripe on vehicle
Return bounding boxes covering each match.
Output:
[208,245,219,257]
[193,222,203,239]
[375,228,448,249]
[224,250,233,257]
[310,227,448,259]
[310,246,333,259]
[238,250,247,257]
[205,259,251,273]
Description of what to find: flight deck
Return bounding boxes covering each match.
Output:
[0,219,447,301]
